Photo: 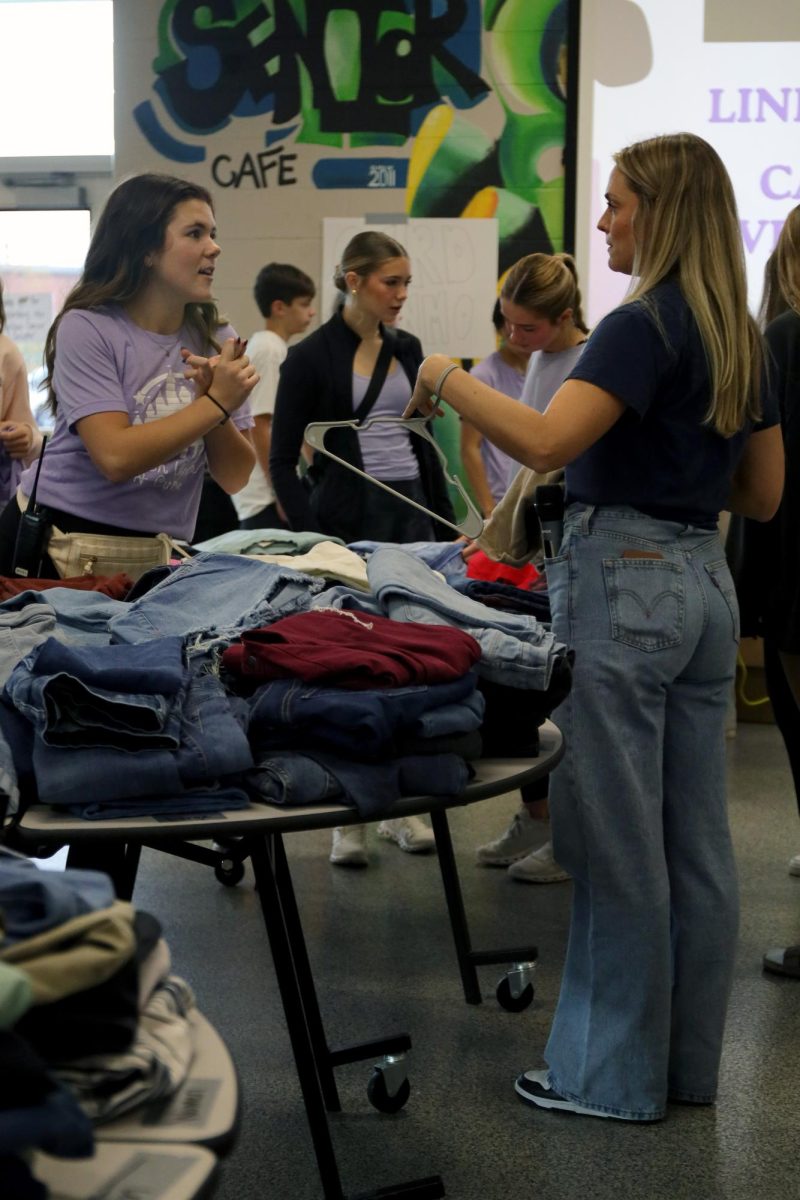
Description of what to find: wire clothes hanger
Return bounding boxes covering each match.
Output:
[303,412,485,540]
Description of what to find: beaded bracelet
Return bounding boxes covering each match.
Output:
[429,362,460,416]
[206,391,231,425]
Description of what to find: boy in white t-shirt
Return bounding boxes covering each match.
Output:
[234,263,316,529]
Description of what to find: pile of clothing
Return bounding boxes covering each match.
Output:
[0,848,197,1198]
[0,538,569,822]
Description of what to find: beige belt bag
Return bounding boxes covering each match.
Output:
[16,489,176,582]
[45,525,175,582]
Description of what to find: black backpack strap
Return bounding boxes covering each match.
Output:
[353,327,396,423]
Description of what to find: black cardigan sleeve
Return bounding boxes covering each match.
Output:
[269,341,323,533]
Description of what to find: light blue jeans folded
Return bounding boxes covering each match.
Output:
[367,547,563,690]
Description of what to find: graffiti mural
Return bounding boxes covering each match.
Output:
[133,0,570,268]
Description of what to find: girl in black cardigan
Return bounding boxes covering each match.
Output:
[269,230,455,545]
[270,231,454,865]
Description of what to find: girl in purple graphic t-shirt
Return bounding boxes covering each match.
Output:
[0,173,258,579]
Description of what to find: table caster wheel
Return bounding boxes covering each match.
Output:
[215,857,245,887]
[367,1055,411,1113]
[496,961,536,1012]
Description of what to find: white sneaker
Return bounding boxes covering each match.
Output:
[789,853,800,877]
[330,824,368,867]
[476,806,547,867]
[377,815,436,853]
[507,841,570,884]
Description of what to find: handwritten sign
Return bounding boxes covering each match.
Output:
[3,293,52,343]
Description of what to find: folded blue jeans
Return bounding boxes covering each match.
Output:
[247,748,469,816]
[108,553,324,654]
[5,636,186,749]
[367,547,563,689]
[246,672,482,759]
[32,671,253,808]
[0,848,116,943]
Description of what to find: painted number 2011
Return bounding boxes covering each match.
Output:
[367,163,397,188]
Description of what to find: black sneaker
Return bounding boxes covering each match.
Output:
[515,1070,619,1119]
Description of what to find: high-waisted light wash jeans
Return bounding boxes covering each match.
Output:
[543,505,740,1121]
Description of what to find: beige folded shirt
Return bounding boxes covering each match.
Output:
[1,900,137,1004]
[249,540,370,590]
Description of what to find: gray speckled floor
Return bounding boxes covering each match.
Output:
[131,722,799,1200]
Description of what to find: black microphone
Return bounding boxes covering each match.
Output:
[533,483,564,559]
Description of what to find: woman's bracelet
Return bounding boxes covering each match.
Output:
[430,362,460,413]
[205,391,230,425]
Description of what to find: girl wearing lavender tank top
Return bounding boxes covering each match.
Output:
[271,230,456,867]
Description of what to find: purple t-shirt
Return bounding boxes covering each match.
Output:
[20,307,253,540]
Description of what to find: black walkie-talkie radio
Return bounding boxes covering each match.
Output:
[533,483,565,559]
[12,436,49,578]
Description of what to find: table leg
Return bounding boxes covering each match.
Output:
[247,830,348,1200]
[430,809,538,1008]
[247,831,446,1200]
[429,810,482,1004]
[271,832,342,1112]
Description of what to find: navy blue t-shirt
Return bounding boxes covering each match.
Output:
[565,280,779,527]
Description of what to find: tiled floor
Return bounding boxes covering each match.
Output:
[131,722,799,1200]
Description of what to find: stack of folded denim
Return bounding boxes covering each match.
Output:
[222,609,482,816]
[3,635,253,818]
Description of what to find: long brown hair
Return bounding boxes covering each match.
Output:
[45,173,223,413]
[614,132,761,436]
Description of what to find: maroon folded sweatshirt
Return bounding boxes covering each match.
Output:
[222,608,481,689]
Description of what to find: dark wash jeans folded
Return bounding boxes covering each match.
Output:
[453,576,552,620]
[246,748,470,816]
[61,783,252,821]
[245,672,482,760]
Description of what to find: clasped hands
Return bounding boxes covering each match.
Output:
[181,336,259,415]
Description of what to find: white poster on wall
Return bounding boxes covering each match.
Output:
[577,0,800,325]
[322,218,499,360]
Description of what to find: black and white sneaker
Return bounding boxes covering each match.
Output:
[515,1070,618,1119]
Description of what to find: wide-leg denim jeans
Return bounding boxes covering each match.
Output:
[544,505,740,1121]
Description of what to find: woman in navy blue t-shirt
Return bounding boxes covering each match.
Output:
[405,133,783,1122]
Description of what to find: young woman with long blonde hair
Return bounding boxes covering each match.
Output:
[406,132,783,1120]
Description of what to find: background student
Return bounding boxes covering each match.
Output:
[472,252,589,884]
[460,299,532,517]
[405,132,782,1121]
[0,277,43,507]
[0,173,257,580]
[270,229,455,866]
[270,230,455,547]
[735,205,800,978]
[232,262,316,531]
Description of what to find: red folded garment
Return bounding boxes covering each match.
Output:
[222,609,481,689]
[0,573,135,600]
[465,549,540,589]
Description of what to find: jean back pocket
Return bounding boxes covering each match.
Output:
[603,557,685,652]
